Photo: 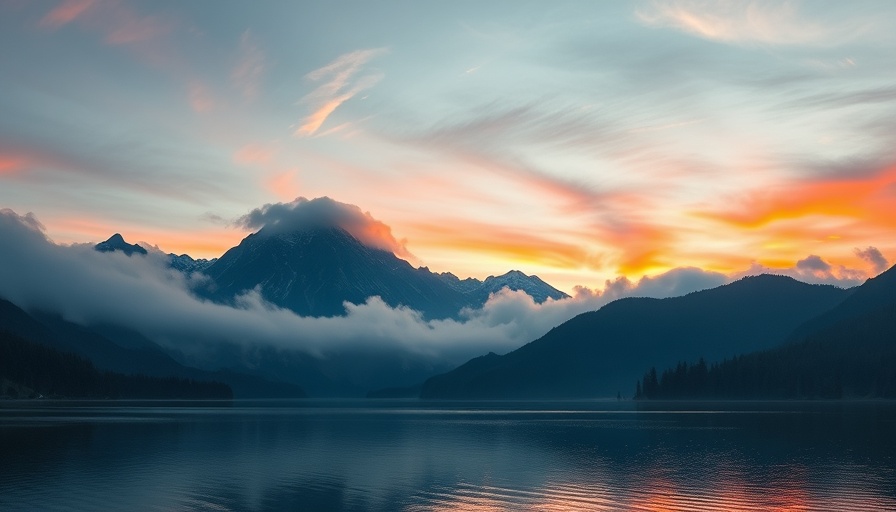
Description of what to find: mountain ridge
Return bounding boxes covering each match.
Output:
[95,233,147,256]
[0,297,306,398]
[637,263,896,399]
[201,226,567,319]
[420,274,852,399]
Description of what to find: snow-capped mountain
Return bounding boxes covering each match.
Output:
[168,254,217,273]
[437,270,569,308]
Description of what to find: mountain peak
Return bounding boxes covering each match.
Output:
[95,233,147,256]
[203,224,468,319]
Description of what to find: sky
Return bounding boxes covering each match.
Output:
[2,0,896,294]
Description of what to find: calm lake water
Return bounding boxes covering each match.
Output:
[1,400,895,511]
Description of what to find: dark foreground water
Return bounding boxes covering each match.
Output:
[2,400,895,511]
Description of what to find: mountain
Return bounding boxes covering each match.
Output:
[789,260,896,341]
[168,253,217,273]
[0,298,305,398]
[1,330,233,399]
[80,227,572,396]
[203,226,570,319]
[95,233,216,272]
[95,233,147,256]
[420,274,852,399]
[203,226,471,319]
[637,264,896,399]
[437,270,569,308]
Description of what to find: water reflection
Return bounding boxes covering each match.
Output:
[1,401,895,511]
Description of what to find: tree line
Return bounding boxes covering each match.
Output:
[635,304,896,400]
[1,330,232,399]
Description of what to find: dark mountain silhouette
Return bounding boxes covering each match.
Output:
[788,261,896,340]
[79,226,572,396]
[0,298,305,398]
[204,226,467,318]
[420,274,851,399]
[95,233,147,256]
[637,264,896,399]
[95,233,216,272]
[0,330,232,399]
[0,297,442,398]
[204,226,564,319]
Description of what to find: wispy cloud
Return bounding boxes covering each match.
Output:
[233,143,276,166]
[699,164,896,230]
[0,154,27,176]
[781,85,896,112]
[231,30,266,100]
[39,0,96,28]
[0,137,231,203]
[103,11,170,45]
[636,0,867,46]
[405,219,603,272]
[296,48,385,137]
[40,0,171,45]
[188,80,214,113]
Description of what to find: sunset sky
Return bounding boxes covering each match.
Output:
[2,0,895,293]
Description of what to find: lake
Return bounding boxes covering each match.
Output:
[2,400,895,511]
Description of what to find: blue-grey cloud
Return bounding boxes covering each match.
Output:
[796,254,832,272]
[733,257,866,288]
[855,246,889,274]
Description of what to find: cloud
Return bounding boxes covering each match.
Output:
[0,138,232,203]
[233,143,276,166]
[391,101,689,274]
[622,266,729,298]
[796,254,831,272]
[235,196,414,261]
[855,246,889,274]
[732,256,866,288]
[103,12,170,45]
[636,0,867,46]
[40,0,96,28]
[296,48,385,137]
[188,81,214,113]
[231,30,266,100]
[40,0,171,45]
[700,164,896,231]
[406,219,603,271]
[1,208,879,388]
[0,209,739,367]
[0,154,27,176]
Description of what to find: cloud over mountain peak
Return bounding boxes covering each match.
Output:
[236,196,413,260]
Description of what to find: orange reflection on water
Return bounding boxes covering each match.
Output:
[403,463,896,512]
